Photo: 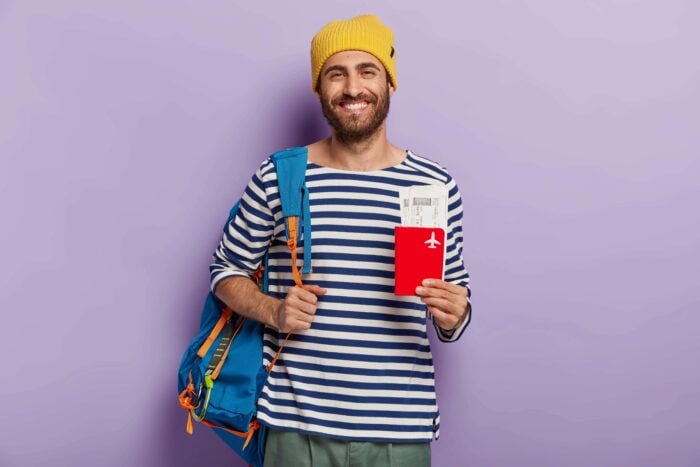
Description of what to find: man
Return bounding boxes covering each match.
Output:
[210,14,471,467]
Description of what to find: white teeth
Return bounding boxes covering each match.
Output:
[344,102,368,110]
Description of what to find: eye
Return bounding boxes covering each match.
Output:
[362,69,377,77]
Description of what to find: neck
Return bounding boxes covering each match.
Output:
[321,125,403,171]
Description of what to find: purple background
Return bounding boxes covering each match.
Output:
[1,1,699,466]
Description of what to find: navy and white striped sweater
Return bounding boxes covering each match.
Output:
[210,150,471,443]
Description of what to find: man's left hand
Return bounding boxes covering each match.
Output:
[415,279,469,332]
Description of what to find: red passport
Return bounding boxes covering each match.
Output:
[394,226,445,296]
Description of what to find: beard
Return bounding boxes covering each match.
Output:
[320,86,391,145]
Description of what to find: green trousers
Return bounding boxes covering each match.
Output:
[263,428,431,467]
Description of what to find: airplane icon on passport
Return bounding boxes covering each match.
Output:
[395,226,446,295]
[424,231,441,249]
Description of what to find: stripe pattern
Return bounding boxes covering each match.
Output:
[210,150,471,442]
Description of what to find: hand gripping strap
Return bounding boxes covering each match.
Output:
[269,147,310,372]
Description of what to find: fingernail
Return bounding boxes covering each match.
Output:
[416,286,425,294]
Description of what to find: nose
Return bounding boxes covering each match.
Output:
[343,71,363,98]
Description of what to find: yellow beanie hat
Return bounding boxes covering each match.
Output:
[310,14,397,91]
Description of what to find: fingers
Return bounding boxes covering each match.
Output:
[276,304,313,333]
[419,279,468,296]
[416,281,467,305]
[416,281,469,331]
[302,284,327,296]
[288,285,327,306]
[277,284,327,333]
[283,293,317,323]
[420,296,459,314]
[415,285,451,300]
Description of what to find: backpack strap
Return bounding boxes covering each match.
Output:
[271,147,312,279]
[267,147,312,372]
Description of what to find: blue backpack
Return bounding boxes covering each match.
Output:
[177,147,311,467]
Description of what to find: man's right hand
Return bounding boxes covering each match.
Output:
[275,284,327,332]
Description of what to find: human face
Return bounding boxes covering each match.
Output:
[317,50,394,144]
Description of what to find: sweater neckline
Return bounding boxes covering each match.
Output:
[307,150,413,174]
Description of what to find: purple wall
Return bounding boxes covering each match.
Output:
[1,2,699,466]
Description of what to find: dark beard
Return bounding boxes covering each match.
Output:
[320,87,391,145]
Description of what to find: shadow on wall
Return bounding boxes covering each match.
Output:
[260,77,329,150]
[153,77,327,467]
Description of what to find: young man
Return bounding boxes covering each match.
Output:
[211,14,471,467]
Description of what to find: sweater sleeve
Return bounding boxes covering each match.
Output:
[432,174,472,342]
[210,158,276,293]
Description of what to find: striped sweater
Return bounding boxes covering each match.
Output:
[210,150,471,443]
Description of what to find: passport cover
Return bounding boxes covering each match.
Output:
[394,226,446,296]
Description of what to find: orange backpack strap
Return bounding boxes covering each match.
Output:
[267,332,291,373]
[201,419,261,450]
[285,216,304,288]
[197,307,233,358]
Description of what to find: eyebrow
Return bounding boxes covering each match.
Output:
[324,62,382,76]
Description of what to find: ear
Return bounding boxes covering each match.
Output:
[389,84,395,97]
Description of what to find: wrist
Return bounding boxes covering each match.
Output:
[266,296,283,329]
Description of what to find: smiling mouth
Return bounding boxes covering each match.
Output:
[338,101,370,113]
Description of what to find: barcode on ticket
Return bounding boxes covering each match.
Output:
[412,197,433,206]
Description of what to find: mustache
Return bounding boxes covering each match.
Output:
[331,94,377,106]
